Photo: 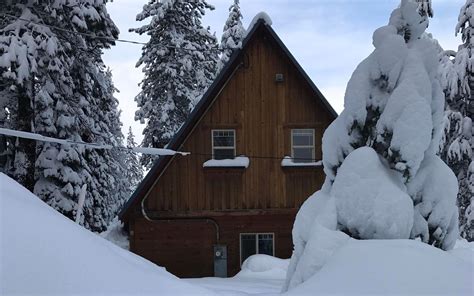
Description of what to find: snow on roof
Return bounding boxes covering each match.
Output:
[247,12,273,33]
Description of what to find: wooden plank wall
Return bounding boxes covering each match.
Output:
[130,212,296,278]
[144,26,334,214]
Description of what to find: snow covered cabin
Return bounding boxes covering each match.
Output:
[119,16,337,278]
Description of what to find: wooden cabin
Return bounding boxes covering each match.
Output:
[119,17,337,278]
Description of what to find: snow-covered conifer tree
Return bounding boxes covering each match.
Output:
[125,127,143,192]
[1,1,126,231]
[284,0,459,291]
[217,0,245,72]
[438,0,474,241]
[131,0,218,168]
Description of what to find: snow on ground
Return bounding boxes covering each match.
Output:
[0,173,213,295]
[100,216,130,250]
[286,238,473,295]
[1,172,473,296]
[187,255,288,296]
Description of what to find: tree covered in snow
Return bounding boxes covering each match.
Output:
[438,0,474,241]
[125,127,144,192]
[131,0,218,168]
[1,1,128,232]
[217,0,245,72]
[284,1,459,291]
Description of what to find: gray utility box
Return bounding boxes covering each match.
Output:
[213,245,227,278]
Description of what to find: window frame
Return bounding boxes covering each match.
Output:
[211,129,236,160]
[239,232,275,266]
[291,129,316,163]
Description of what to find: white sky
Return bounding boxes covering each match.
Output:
[103,0,465,143]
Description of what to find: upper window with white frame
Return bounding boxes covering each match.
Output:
[291,129,315,163]
[212,130,236,160]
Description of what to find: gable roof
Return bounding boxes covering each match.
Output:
[119,18,338,221]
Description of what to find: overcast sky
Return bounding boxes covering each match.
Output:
[103,0,465,143]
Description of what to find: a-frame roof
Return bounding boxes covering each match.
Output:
[119,18,337,221]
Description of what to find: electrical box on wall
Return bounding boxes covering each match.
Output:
[275,73,284,82]
[214,245,227,278]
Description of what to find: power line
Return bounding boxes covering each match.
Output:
[1,13,220,52]
[1,12,147,45]
[0,127,322,163]
[189,152,321,163]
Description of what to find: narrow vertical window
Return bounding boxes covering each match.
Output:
[291,129,315,163]
[212,130,236,160]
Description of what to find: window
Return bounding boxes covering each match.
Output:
[240,233,274,265]
[212,130,235,160]
[291,129,315,163]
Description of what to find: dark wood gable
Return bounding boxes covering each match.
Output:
[119,19,337,222]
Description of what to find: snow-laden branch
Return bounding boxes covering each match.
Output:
[0,128,189,156]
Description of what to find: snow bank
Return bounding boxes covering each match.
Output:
[0,173,213,295]
[203,156,249,168]
[451,239,474,265]
[100,217,130,250]
[286,239,473,296]
[236,254,289,280]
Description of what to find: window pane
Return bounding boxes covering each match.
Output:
[258,234,274,256]
[213,130,235,147]
[241,234,257,264]
[292,130,314,146]
[293,147,314,163]
[293,134,313,146]
[213,136,234,147]
[213,148,235,160]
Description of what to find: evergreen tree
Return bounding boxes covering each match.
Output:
[319,0,457,249]
[217,0,245,72]
[131,0,218,168]
[1,1,127,232]
[439,0,474,241]
[125,127,144,191]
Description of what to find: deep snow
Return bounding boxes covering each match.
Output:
[286,238,473,295]
[0,173,213,295]
[1,173,473,295]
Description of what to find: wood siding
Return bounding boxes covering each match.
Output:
[139,26,334,215]
[130,212,296,278]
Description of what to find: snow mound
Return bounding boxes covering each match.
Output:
[247,12,272,32]
[0,173,213,295]
[450,239,474,265]
[287,239,473,295]
[332,147,414,239]
[100,217,130,250]
[236,254,289,280]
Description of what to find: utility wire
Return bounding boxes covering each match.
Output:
[189,152,321,163]
[0,128,322,162]
[1,12,147,45]
[1,13,220,52]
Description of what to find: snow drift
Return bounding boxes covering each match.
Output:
[286,238,473,295]
[0,173,213,295]
[236,254,289,280]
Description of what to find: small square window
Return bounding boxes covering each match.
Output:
[291,129,315,163]
[212,130,236,160]
[240,233,274,265]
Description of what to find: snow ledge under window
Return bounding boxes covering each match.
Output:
[203,156,250,168]
[281,156,322,167]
